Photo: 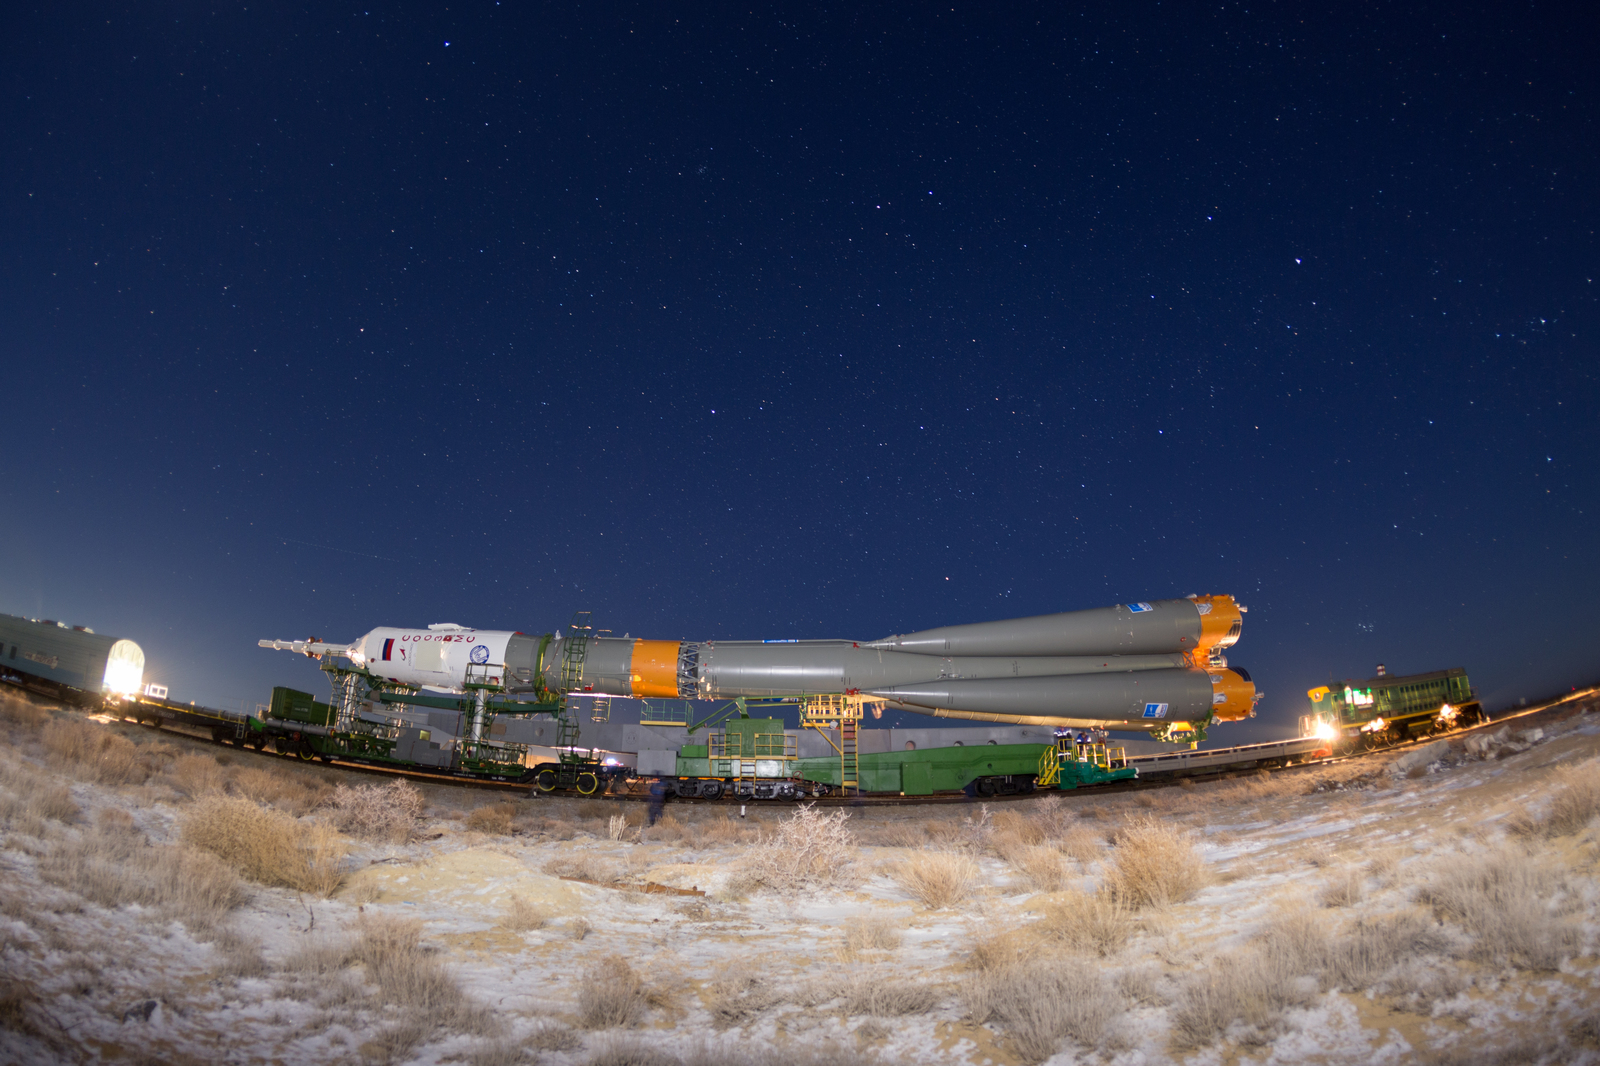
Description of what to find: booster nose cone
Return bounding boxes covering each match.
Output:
[1209,665,1257,721]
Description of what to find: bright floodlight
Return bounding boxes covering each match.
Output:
[103,639,145,696]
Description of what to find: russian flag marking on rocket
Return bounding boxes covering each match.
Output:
[382,638,395,661]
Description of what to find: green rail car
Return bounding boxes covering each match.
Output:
[1303,667,1484,751]
[652,715,1139,798]
[796,742,1051,795]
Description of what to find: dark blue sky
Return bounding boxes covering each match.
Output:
[3,2,1595,738]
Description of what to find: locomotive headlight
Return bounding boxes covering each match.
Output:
[1312,718,1339,742]
[1359,717,1387,734]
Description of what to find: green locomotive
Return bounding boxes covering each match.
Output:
[1302,666,1484,752]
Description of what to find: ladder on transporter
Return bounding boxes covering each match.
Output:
[801,694,875,795]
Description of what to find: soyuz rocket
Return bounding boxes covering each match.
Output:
[260,595,1260,733]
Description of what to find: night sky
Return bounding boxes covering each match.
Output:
[3,3,1595,741]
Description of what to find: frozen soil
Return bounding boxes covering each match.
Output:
[2,691,1599,1065]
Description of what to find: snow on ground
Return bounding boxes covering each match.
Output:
[2,691,1598,1065]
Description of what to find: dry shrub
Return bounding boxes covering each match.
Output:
[703,968,776,1028]
[891,849,980,909]
[1418,847,1579,970]
[962,961,1118,1064]
[353,916,492,1031]
[843,915,901,954]
[41,719,153,784]
[500,894,547,932]
[740,804,856,893]
[1005,845,1073,893]
[1035,890,1133,957]
[608,813,630,840]
[1102,816,1204,908]
[464,802,516,835]
[181,795,347,896]
[567,916,593,940]
[327,779,423,842]
[37,825,246,933]
[228,764,331,815]
[168,753,226,797]
[577,956,647,1029]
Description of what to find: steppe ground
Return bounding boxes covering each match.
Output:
[2,690,1598,1066]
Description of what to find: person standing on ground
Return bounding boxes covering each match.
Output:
[647,777,667,826]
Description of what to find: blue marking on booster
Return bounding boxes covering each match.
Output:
[1143,702,1168,718]
[1128,602,1153,613]
[470,644,490,664]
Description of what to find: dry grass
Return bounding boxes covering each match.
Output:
[1418,846,1579,970]
[526,1022,582,1051]
[890,849,980,909]
[577,956,648,1029]
[1536,758,1600,837]
[1102,815,1205,908]
[0,757,78,836]
[167,753,227,797]
[962,961,1119,1064]
[697,816,762,845]
[465,803,516,835]
[992,808,1047,848]
[326,779,424,842]
[352,916,494,1032]
[0,694,50,730]
[841,973,942,1017]
[740,804,856,893]
[1055,825,1104,864]
[180,795,347,896]
[1004,844,1073,893]
[228,764,332,815]
[703,968,776,1029]
[499,894,547,932]
[41,719,157,785]
[1170,948,1313,1049]
[842,915,901,954]
[37,825,246,933]
[465,1039,535,1066]
[547,852,623,884]
[1035,890,1134,957]
[1319,866,1366,907]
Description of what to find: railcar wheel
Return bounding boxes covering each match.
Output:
[575,772,600,795]
[700,781,724,800]
[252,736,268,751]
[535,768,559,792]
